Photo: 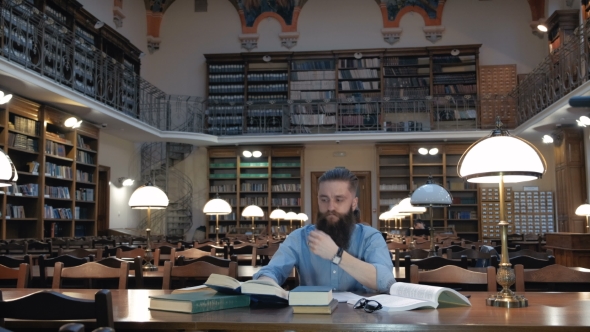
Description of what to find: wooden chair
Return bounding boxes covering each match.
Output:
[58,248,103,261]
[163,256,238,289]
[116,247,146,260]
[96,256,144,289]
[174,248,210,263]
[493,244,521,253]
[404,255,468,280]
[410,264,496,292]
[387,241,408,251]
[447,248,491,267]
[0,289,114,328]
[437,245,466,257]
[27,240,52,256]
[0,254,32,268]
[38,255,90,286]
[229,244,257,266]
[0,242,28,255]
[50,238,69,250]
[52,261,129,289]
[103,245,136,257]
[92,238,116,249]
[508,255,555,269]
[68,238,92,249]
[152,245,179,266]
[0,263,29,288]
[515,264,590,292]
[256,243,280,266]
[508,249,552,259]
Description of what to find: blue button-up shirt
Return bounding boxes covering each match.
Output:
[253,224,395,293]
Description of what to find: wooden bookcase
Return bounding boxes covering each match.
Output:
[376,143,480,241]
[0,96,99,240]
[207,146,304,238]
[204,45,481,135]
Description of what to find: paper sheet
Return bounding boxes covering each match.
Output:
[333,292,362,303]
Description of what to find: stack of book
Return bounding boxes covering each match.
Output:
[288,286,337,314]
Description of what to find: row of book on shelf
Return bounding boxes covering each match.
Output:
[11,115,40,136]
[148,273,470,314]
[44,205,73,219]
[8,133,38,152]
[45,140,68,157]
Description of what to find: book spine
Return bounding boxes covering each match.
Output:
[192,296,250,313]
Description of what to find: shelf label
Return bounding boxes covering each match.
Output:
[45,173,51,176]
[5,216,9,219]
[57,176,63,178]
[44,195,50,198]
[31,172,38,176]
[15,193,22,196]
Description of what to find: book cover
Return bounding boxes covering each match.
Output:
[292,298,338,314]
[148,290,250,314]
[205,274,289,304]
[289,286,333,306]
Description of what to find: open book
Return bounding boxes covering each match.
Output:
[205,273,289,304]
[346,282,471,312]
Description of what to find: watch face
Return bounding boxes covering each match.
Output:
[332,256,341,265]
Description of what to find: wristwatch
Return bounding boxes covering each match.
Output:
[332,247,344,265]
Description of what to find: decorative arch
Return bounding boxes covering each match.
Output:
[144,0,176,53]
[376,0,447,44]
[228,0,309,51]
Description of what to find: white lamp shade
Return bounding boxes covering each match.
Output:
[396,197,427,213]
[242,205,264,218]
[252,150,262,158]
[128,183,169,209]
[269,208,286,219]
[203,197,232,215]
[411,183,452,207]
[379,211,394,220]
[389,205,412,216]
[64,117,82,128]
[297,213,308,221]
[285,211,298,220]
[0,149,17,187]
[575,204,590,216]
[458,135,546,183]
[0,91,12,104]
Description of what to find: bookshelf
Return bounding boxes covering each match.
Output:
[376,143,480,241]
[204,45,482,134]
[207,146,303,238]
[0,96,100,240]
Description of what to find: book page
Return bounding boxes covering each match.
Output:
[242,279,289,299]
[346,294,435,312]
[389,282,470,306]
[333,292,362,303]
[205,274,241,289]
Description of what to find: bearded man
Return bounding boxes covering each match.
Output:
[253,168,395,293]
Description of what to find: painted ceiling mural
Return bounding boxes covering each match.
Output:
[377,0,445,27]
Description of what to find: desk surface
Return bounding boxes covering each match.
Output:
[2,289,590,331]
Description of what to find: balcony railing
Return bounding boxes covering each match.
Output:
[1,0,589,137]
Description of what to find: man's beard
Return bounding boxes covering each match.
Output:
[316,207,356,249]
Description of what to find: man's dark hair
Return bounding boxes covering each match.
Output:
[414,220,425,227]
[318,168,358,195]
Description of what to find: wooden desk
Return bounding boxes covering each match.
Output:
[2,289,590,331]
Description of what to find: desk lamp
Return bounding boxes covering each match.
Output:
[203,196,232,245]
[575,204,590,233]
[396,198,426,244]
[459,118,546,308]
[128,182,169,271]
[285,211,298,235]
[297,213,308,228]
[270,208,286,239]
[411,175,453,257]
[242,205,264,242]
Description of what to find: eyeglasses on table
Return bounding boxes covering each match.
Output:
[353,298,383,313]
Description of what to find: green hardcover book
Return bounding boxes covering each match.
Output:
[148,289,250,314]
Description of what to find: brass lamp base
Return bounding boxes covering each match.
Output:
[142,262,158,271]
[486,293,528,308]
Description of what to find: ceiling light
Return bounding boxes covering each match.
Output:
[542,135,554,144]
[118,177,135,187]
[429,148,439,155]
[0,91,12,104]
[577,116,590,127]
[537,18,547,32]
[94,21,104,29]
[242,150,252,158]
[64,117,82,128]
[418,148,428,155]
[252,150,262,158]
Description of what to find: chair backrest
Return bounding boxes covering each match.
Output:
[92,239,116,249]
[116,247,146,260]
[404,255,468,280]
[57,248,103,261]
[27,240,52,255]
[52,261,129,289]
[153,247,176,266]
[448,248,490,260]
[508,249,550,259]
[50,238,69,249]
[0,289,113,328]
[103,245,136,257]
[508,255,555,269]
[437,245,466,256]
[229,244,257,266]
[0,242,28,255]
[410,264,496,292]
[0,263,29,288]
[0,254,32,268]
[96,256,143,289]
[403,249,429,259]
[68,239,92,249]
[163,256,238,289]
[515,264,590,292]
[493,244,521,253]
[175,248,210,260]
[387,241,408,251]
[38,254,89,282]
[256,243,280,266]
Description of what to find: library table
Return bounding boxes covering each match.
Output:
[2,289,590,331]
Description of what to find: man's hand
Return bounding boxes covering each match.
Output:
[307,230,339,261]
